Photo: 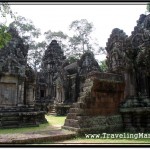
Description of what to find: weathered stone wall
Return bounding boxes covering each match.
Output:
[120,107,150,132]
[62,72,125,134]
[87,79,124,116]
[0,74,23,106]
[0,27,47,128]
[26,83,35,106]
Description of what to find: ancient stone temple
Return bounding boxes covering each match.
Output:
[54,51,101,115]
[35,40,66,112]
[41,40,66,99]
[54,60,78,115]
[119,14,150,132]
[0,27,47,128]
[63,14,150,133]
[105,14,150,132]
[106,28,127,74]
[36,46,103,116]
[62,51,125,134]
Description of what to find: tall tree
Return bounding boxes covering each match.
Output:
[69,19,93,56]
[147,2,150,12]
[98,59,108,72]
[0,2,16,48]
[0,25,12,49]
[9,15,41,46]
[27,41,46,73]
[44,30,69,53]
[0,2,15,19]
[9,15,45,71]
[68,19,105,59]
[44,30,68,44]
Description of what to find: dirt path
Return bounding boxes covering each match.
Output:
[0,126,76,144]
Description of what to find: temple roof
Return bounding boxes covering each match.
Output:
[64,62,77,70]
[64,62,78,74]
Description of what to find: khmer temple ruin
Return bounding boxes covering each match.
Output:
[0,13,150,133]
[63,13,150,133]
[0,27,47,128]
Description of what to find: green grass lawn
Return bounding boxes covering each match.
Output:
[56,136,150,144]
[45,115,66,127]
[0,115,66,134]
[0,115,150,144]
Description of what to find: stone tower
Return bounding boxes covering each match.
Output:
[40,40,66,101]
[0,27,47,128]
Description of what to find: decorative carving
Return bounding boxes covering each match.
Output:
[0,27,47,128]
[114,14,150,132]
[0,27,28,76]
[78,51,101,76]
[106,28,127,73]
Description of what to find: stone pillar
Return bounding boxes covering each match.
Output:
[130,72,137,97]
[17,82,24,106]
[26,84,34,106]
[124,72,130,98]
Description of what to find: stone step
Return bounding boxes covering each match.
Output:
[1,123,39,129]
[69,108,83,114]
[1,116,20,121]
[1,120,19,126]
[78,96,91,103]
[0,125,19,128]
[62,126,79,132]
[79,91,86,97]
[66,113,77,120]
[50,110,56,113]
[83,81,93,88]
[83,86,92,92]
[0,107,19,111]
[72,102,85,109]
[49,113,57,116]
[78,95,86,102]
[26,108,35,112]
[64,119,79,128]
[0,113,19,117]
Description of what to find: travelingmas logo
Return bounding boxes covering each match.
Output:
[85,133,150,140]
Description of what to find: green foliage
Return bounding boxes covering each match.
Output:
[44,30,68,42]
[0,2,16,49]
[9,15,41,45]
[0,25,11,49]
[99,60,108,72]
[27,41,46,72]
[68,19,105,59]
[9,15,45,71]
[44,19,105,62]
[0,2,15,18]
[147,2,150,12]
[69,19,93,38]
[67,56,79,63]
[69,19,93,55]
[44,30,68,51]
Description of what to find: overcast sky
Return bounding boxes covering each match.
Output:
[8,3,147,60]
